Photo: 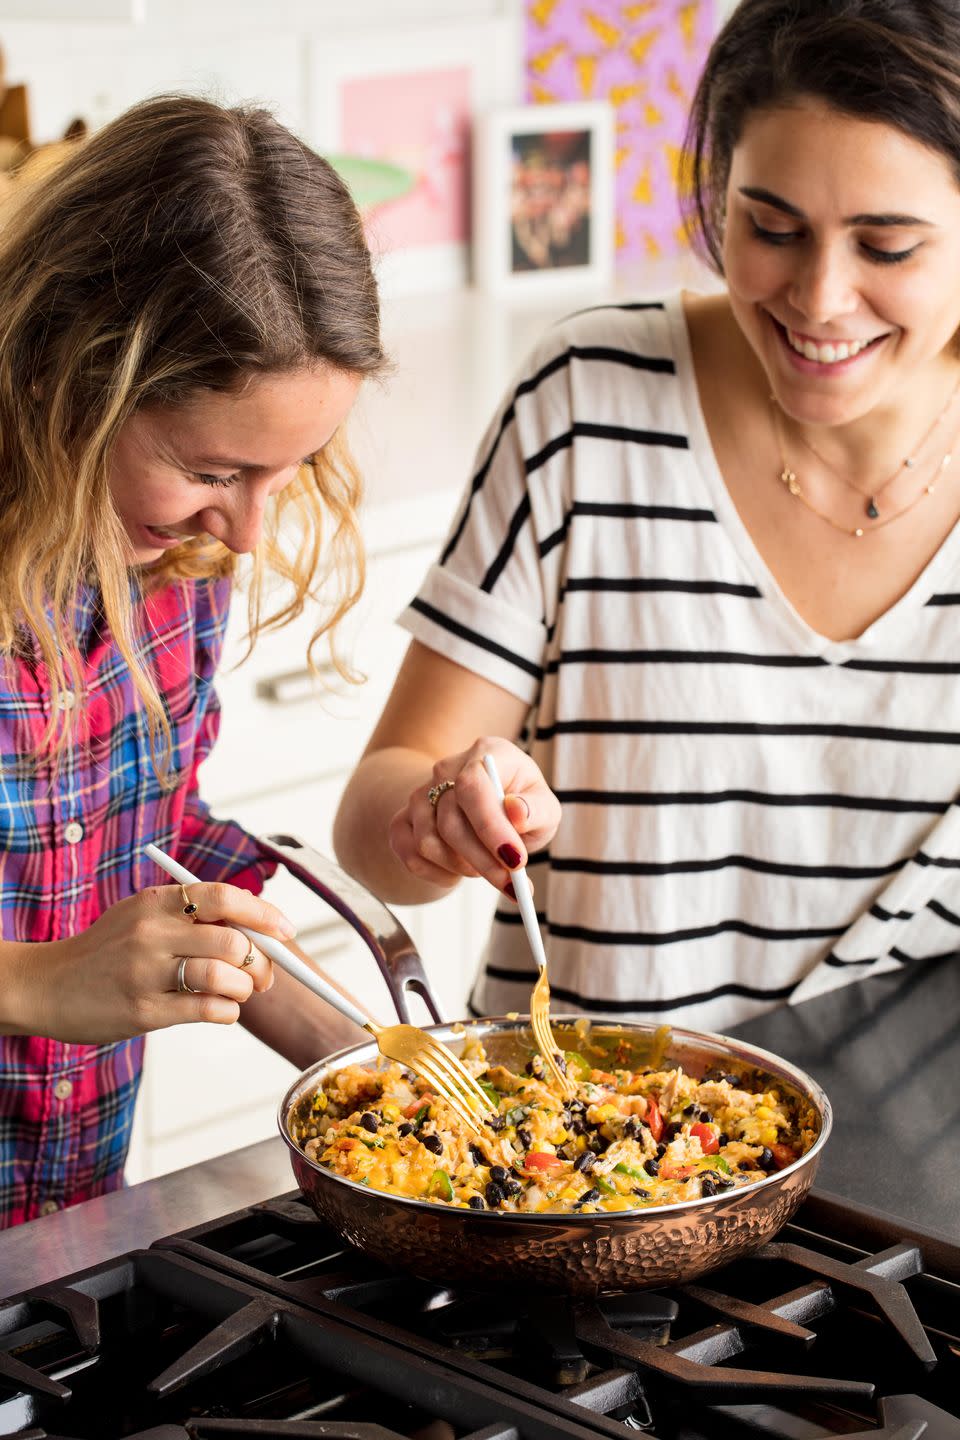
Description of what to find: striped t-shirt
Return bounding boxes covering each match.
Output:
[400,293,960,1033]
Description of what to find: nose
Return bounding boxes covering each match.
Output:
[787,241,859,327]
[199,477,279,555]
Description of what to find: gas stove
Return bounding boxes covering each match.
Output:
[0,1192,957,1440]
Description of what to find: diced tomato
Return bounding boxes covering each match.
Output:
[645,1093,664,1142]
[690,1122,719,1155]
[589,1069,616,1084]
[403,1095,433,1118]
[522,1152,566,1174]
[659,1161,695,1181]
[769,1143,798,1170]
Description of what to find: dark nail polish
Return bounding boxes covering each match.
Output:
[498,843,522,869]
[504,882,517,902]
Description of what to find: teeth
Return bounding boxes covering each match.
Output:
[787,329,875,364]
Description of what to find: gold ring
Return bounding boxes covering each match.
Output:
[179,884,199,919]
[240,946,256,969]
[176,957,201,994]
[427,779,455,809]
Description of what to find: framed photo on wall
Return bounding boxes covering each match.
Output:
[306,17,520,296]
[473,100,615,296]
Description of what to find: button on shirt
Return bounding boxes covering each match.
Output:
[0,576,272,1229]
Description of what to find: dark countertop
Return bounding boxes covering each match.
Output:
[0,956,956,1295]
[732,953,960,1245]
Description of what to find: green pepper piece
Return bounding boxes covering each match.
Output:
[428,1168,454,1201]
[504,1104,528,1126]
[563,1050,592,1080]
[412,1103,431,1130]
[595,1176,618,1195]
[359,1134,385,1149]
[613,1162,646,1181]
[714,1156,732,1174]
[478,1080,501,1107]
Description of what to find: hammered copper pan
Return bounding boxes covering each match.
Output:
[259,834,833,1296]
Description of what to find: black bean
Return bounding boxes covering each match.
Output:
[632,1188,651,1199]
[504,1179,523,1196]
[738,1159,756,1172]
[422,1134,443,1155]
[554,1053,568,1074]
[758,1148,776,1173]
[560,1110,573,1127]
[360,1112,379,1132]
[487,1116,505,1132]
[517,1127,533,1150]
[718,1177,735,1190]
[662,1122,682,1143]
[468,1195,486,1210]
[485,1180,506,1207]
[579,1187,601,1204]
[718,1133,730,1147]
[469,1144,488,1166]
[721,1074,740,1087]
[643,1157,660,1177]
[489,1164,508,1183]
[701,1177,718,1197]
[555,1146,572,1162]
[569,1116,587,1135]
[574,1151,595,1173]
[623,1116,642,1138]
[397,1123,414,1137]
[698,1109,712,1123]
[683,1103,697,1117]
[568,1099,587,1114]
[656,1142,667,1158]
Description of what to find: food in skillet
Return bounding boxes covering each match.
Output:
[293,1035,818,1214]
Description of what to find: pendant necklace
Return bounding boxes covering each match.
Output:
[777,373,960,525]
[771,402,960,539]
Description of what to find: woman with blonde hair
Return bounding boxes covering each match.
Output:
[0,95,383,1227]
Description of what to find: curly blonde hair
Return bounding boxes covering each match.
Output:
[0,94,385,772]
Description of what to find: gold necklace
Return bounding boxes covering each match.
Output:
[788,376,960,520]
[771,403,956,538]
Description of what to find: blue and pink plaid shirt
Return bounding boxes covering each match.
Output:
[0,575,271,1228]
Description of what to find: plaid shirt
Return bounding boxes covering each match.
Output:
[0,576,271,1228]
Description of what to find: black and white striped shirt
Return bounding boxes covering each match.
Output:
[400,294,960,1031]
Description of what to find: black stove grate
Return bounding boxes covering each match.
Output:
[152,1193,960,1440]
[0,1248,631,1440]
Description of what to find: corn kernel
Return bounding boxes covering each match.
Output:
[594,1103,620,1121]
[755,1105,773,1120]
[380,1103,401,1122]
[759,1125,778,1146]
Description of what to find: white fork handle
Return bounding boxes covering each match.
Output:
[482,754,548,973]
[143,842,371,1030]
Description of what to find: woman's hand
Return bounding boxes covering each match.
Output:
[8,882,296,1044]
[388,736,561,896]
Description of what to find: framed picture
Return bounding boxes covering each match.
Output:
[473,100,615,296]
[306,17,521,296]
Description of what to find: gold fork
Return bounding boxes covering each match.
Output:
[481,756,576,1099]
[144,843,490,1134]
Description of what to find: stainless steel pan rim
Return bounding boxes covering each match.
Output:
[278,1013,833,1222]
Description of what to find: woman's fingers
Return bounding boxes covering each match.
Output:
[170,954,255,1004]
[161,882,287,993]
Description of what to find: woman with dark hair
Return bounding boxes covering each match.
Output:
[0,95,384,1226]
[336,1,960,1033]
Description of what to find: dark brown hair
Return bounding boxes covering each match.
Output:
[0,95,385,764]
[685,0,960,271]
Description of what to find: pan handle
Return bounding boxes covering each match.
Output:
[255,833,444,1027]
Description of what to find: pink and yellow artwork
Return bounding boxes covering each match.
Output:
[523,0,716,261]
[339,66,471,252]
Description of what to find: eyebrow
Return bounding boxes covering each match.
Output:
[738,186,934,228]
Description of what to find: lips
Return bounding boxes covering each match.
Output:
[770,315,889,368]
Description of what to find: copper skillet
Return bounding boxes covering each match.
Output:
[260,834,833,1297]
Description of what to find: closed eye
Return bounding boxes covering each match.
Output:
[194,456,317,487]
[750,218,920,265]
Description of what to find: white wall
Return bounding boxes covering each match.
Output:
[0,0,520,145]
